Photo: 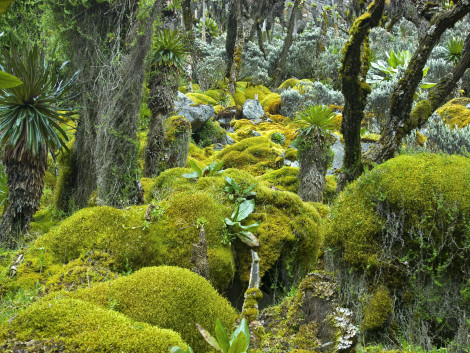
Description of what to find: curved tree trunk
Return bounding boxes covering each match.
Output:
[144,66,180,177]
[336,0,385,192]
[272,0,301,88]
[298,135,334,203]
[365,3,470,165]
[0,147,46,248]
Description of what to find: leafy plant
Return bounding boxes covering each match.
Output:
[444,36,464,65]
[196,16,219,39]
[295,104,337,136]
[196,318,250,353]
[216,91,231,107]
[182,160,224,179]
[152,29,188,71]
[224,199,260,247]
[0,169,7,208]
[224,176,257,203]
[270,132,286,145]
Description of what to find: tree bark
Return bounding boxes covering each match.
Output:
[365,2,470,165]
[227,0,244,96]
[0,147,46,248]
[272,0,301,88]
[336,0,385,192]
[94,1,161,206]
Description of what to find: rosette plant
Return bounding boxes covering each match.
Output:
[0,45,77,247]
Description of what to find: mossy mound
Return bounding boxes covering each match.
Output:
[230,121,297,148]
[0,297,186,352]
[259,166,299,193]
[244,85,271,102]
[193,119,226,148]
[186,92,217,106]
[233,88,246,106]
[261,93,281,107]
[57,266,237,353]
[436,97,470,128]
[278,78,300,90]
[212,136,283,176]
[149,167,321,285]
[324,153,470,347]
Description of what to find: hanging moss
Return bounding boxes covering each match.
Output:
[361,286,393,331]
[0,297,187,352]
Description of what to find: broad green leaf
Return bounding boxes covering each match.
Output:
[210,160,224,175]
[228,332,247,353]
[0,0,14,15]
[420,82,436,89]
[196,323,222,351]
[422,67,429,77]
[238,221,260,231]
[388,50,398,68]
[238,231,259,247]
[189,159,202,176]
[215,318,230,353]
[235,199,255,222]
[182,172,200,179]
[0,71,23,89]
[239,318,251,349]
[225,218,239,227]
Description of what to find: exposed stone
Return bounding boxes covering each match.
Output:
[174,92,215,132]
[251,130,261,137]
[242,99,265,120]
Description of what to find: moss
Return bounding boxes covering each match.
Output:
[265,98,283,115]
[57,266,237,352]
[244,86,269,102]
[278,78,300,90]
[179,85,187,93]
[361,286,393,331]
[53,138,75,212]
[188,142,210,164]
[436,97,470,128]
[141,177,156,203]
[261,93,281,108]
[284,148,298,161]
[214,104,225,114]
[323,175,337,204]
[1,297,186,352]
[193,119,225,148]
[233,89,246,106]
[259,166,299,193]
[406,99,432,133]
[186,93,217,106]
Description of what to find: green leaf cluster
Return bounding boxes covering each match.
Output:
[152,29,188,71]
[295,104,337,137]
[224,176,256,203]
[444,36,464,65]
[182,160,224,179]
[0,45,78,156]
[196,318,250,353]
[224,198,260,247]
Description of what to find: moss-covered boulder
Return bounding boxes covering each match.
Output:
[436,97,470,128]
[324,153,470,348]
[0,297,186,352]
[56,266,237,353]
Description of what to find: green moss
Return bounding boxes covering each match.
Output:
[233,89,246,106]
[1,297,186,352]
[141,177,156,203]
[165,115,191,143]
[278,78,300,90]
[259,166,299,193]
[193,119,225,148]
[56,266,237,352]
[284,148,298,161]
[261,93,281,108]
[361,286,393,331]
[186,93,217,106]
[407,99,432,133]
[436,97,470,128]
[53,138,75,212]
[323,175,337,204]
[244,86,268,102]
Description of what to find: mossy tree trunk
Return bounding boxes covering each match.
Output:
[364,3,470,165]
[336,0,385,192]
[0,147,47,248]
[272,0,301,88]
[227,0,244,97]
[182,0,192,32]
[298,134,335,203]
[94,1,161,207]
[144,65,180,177]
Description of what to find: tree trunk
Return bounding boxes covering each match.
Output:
[227,0,244,96]
[298,134,334,203]
[94,2,160,206]
[201,0,206,42]
[182,0,192,31]
[0,147,46,248]
[225,0,238,80]
[336,0,385,192]
[144,66,180,177]
[365,3,470,165]
[272,0,301,88]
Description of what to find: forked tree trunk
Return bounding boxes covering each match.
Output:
[0,147,47,248]
[336,0,385,192]
[365,2,470,164]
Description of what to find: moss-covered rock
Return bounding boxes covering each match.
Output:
[324,153,470,347]
[278,78,300,90]
[56,266,237,353]
[186,92,217,106]
[259,166,299,193]
[436,97,470,128]
[0,297,186,352]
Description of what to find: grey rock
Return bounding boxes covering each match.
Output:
[223,134,235,145]
[174,91,194,109]
[251,130,261,137]
[266,118,273,122]
[176,104,215,132]
[466,103,470,109]
[243,99,265,120]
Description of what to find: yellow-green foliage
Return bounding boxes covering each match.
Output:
[361,286,393,331]
[325,154,470,269]
[230,121,297,149]
[141,177,156,203]
[278,78,300,90]
[59,266,237,352]
[244,85,271,102]
[212,136,282,176]
[205,89,236,107]
[188,142,211,164]
[265,98,283,115]
[178,85,187,93]
[261,93,281,107]
[259,166,299,193]
[186,93,217,106]
[0,297,186,352]
[436,97,470,128]
[150,168,322,284]
[32,206,161,272]
[165,115,191,142]
[323,175,337,204]
[233,89,246,106]
[214,104,225,114]
[284,148,298,161]
[53,138,75,211]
